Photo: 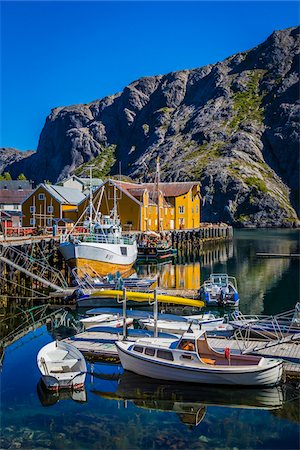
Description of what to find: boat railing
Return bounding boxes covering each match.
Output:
[61,234,136,246]
[82,234,135,245]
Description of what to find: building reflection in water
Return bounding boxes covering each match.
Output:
[136,240,234,290]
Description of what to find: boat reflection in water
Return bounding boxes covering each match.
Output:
[36,379,87,407]
[90,371,285,427]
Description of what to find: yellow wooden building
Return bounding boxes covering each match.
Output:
[22,184,86,228]
[77,179,201,231]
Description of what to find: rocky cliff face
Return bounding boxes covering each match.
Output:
[0,148,34,174]
[4,26,299,227]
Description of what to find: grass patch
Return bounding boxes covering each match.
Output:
[75,144,116,179]
[189,142,225,177]
[238,214,250,222]
[244,176,268,193]
[157,107,173,114]
[228,70,266,130]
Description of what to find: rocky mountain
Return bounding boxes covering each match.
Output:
[3,26,299,227]
[0,148,34,174]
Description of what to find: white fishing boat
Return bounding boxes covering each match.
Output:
[138,314,231,335]
[37,341,87,391]
[199,273,239,307]
[80,313,134,330]
[59,175,137,276]
[115,329,283,386]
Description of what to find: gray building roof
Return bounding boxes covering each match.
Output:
[62,175,102,188]
[0,180,33,190]
[44,185,86,204]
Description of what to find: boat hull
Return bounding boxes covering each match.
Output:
[59,241,137,276]
[41,373,86,391]
[116,343,283,386]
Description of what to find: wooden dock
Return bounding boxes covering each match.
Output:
[256,253,300,259]
[63,331,300,379]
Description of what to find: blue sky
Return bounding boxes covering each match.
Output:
[1,1,299,150]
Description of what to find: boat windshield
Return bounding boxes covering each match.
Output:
[210,274,228,286]
[177,339,196,351]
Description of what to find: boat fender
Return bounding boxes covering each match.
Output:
[224,347,231,364]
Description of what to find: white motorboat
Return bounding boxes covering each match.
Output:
[37,341,87,391]
[115,329,283,386]
[138,314,232,335]
[59,179,137,276]
[199,273,239,307]
[80,313,134,330]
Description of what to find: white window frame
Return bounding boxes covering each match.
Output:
[30,218,36,226]
[47,218,52,226]
[179,206,184,214]
[47,206,54,213]
[30,206,36,213]
[38,193,45,201]
[196,205,199,214]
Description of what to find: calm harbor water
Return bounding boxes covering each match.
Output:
[1,230,299,449]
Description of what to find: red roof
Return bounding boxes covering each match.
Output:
[143,182,199,197]
[0,189,33,204]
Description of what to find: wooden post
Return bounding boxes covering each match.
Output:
[154,288,158,338]
[122,287,127,339]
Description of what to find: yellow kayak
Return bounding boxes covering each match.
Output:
[89,289,204,308]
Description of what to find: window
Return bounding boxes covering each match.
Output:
[133,345,144,353]
[157,350,174,361]
[0,204,4,210]
[145,348,155,356]
[120,247,127,256]
[38,193,45,200]
[13,205,19,210]
[179,206,184,214]
[192,208,194,214]
[190,191,193,200]
[47,218,52,226]
[47,206,54,213]
[30,218,36,226]
[196,205,199,214]
[30,206,36,213]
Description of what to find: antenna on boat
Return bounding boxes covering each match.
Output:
[87,165,94,229]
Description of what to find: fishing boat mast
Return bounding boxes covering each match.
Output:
[113,183,117,222]
[156,157,161,232]
[88,165,94,229]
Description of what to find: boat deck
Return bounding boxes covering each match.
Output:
[63,331,300,378]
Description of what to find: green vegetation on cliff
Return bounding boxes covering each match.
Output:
[229,70,266,130]
[75,145,116,178]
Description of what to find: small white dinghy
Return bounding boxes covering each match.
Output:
[37,341,87,391]
[138,315,230,335]
[115,329,283,387]
[80,314,134,330]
